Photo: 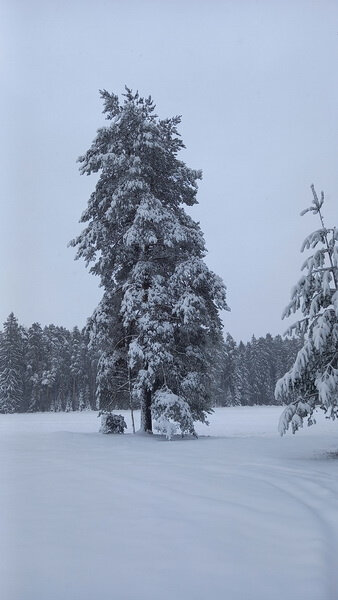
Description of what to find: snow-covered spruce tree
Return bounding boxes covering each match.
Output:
[42,325,72,411]
[0,313,25,413]
[220,333,237,406]
[70,88,228,436]
[276,186,338,434]
[25,322,46,411]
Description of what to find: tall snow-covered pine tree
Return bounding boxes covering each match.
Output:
[70,88,229,436]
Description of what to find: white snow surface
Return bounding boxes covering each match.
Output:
[1,407,338,600]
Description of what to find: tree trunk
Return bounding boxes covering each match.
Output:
[141,389,152,433]
[128,367,136,434]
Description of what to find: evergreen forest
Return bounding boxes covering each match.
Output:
[0,312,300,413]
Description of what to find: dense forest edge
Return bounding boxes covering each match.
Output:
[0,312,301,414]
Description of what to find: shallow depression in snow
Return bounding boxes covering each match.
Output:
[1,407,338,600]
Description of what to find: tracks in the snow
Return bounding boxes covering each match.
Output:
[239,463,338,600]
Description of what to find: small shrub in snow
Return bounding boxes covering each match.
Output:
[152,387,196,440]
[99,413,127,434]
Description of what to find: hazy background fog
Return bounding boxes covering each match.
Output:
[1,0,337,341]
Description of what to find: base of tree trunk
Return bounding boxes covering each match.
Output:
[140,389,152,433]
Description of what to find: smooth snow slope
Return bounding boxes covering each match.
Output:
[1,407,338,600]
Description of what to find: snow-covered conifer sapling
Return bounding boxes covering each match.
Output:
[276,186,338,434]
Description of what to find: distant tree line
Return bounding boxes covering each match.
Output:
[217,333,301,407]
[0,313,301,413]
[0,313,98,413]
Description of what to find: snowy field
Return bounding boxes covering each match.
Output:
[1,407,338,600]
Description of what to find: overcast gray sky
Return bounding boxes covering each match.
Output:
[1,0,337,341]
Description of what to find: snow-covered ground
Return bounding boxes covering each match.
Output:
[1,407,338,600]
